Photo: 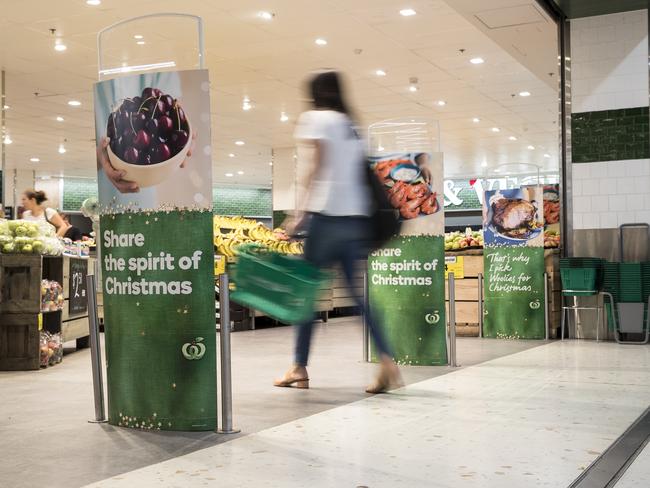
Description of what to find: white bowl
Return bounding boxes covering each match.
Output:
[107,120,192,188]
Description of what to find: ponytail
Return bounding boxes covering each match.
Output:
[24,189,48,205]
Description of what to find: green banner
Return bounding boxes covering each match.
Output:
[369,235,447,365]
[483,246,545,339]
[101,211,216,431]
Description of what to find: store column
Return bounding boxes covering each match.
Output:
[271,146,298,227]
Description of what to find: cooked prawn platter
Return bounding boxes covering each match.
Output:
[371,156,441,220]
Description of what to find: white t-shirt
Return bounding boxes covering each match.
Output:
[294,110,371,216]
[22,207,57,225]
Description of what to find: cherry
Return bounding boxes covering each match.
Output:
[124,146,139,164]
[138,152,152,165]
[132,112,147,131]
[133,129,151,150]
[141,87,156,100]
[107,113,116,139]
[158,115,174,136]
[109,137,121,157]
[170,130,189,153]
[169,104,187,129]
[161,94,174,112]
[145,118,159,137]
[150,143,171,163]
[123,98,138,113]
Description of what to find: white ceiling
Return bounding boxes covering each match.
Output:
[0,0,559,185]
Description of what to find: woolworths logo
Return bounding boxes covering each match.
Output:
[425,311,441,325]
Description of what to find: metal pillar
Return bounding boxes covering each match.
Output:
[478,272,484,338]
[87,273,107,423]
[448,272,458,367]
[544,272,550,340]
[363,270,369,362]
[217,273,240,434]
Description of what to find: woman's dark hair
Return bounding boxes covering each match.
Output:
[309,71,351,116]
[24,189,47,205]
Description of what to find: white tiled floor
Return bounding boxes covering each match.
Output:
[616,442,650,487]
[85,341,650,488]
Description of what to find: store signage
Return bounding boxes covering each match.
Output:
[368,150,447,365]
[444,255,464,279]
[68,258,88,315]
[482,186,545,339]
[94,69,216,431]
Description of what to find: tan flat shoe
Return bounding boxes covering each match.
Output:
[273,376,310,389]
[366,361,403,394]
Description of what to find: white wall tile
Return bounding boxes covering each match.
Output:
[633,176,650,194]
[574,196,592,213]
[607,161,625,177]
[617,211,637,226]
[634,210,650,224]
[573,163,591,179]
[626,159,650,176]
[600,212,618,228]
[599,179,611,195]
[591,195,609,212]
[573,213,584,229]
[582,213,601,229]
[627,194,645,210]
[572,180,583,196]
[609,195,627,211]
[582,179,601,195]
[617,177,636,194]
[590,162,609,178]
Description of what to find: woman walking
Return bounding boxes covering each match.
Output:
[274,71,401,394]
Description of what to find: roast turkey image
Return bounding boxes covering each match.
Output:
[491,198,537,238]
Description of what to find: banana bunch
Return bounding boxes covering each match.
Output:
[213,215,302,257]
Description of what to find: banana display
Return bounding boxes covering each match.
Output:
[213,216,303,258]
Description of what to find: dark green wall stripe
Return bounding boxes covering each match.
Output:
[571,107,649,163]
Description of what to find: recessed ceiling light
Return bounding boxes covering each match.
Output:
[494,169,501,173]
[527,145,535,150]
[375,69,387,77]
[470,57,484,65]
[491,127,500,132]
[225,173,234,177]
[519,91,531,97]
[400,8,417,16]
[269,162,273,166]
[257,11,274,20]
[30,157,40,162]
[472,117,480,123]
[315,38,327,46]
[136,41,146,45]
[86,0,101,5]
[235,140,245,146]
[68,100,81,106]
[481,160,488,167]
[237,171,245,175]
[2,104,9,110]
[436,100,446,106]
[58,144,66,154]
[228,153,235,158]
[242,97,252,111]
[378,145,385,151]
[134,35,144,40]
[409,85,418,92]
[54,42,67,52]
[56,116,64,122]
[509,136,517,141]
[2,135,12,145]
[280,112,289,122]
[544,153,551,158]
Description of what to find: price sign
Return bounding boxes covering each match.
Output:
[444,256,464,279]
[69,258,89,315]
[214,255,226,276]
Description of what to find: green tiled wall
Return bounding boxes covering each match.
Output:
[445,179,481,211]
[572,107,649,163]
[63,178,98,212]
[213,187,271,217]
[63,178,272,217]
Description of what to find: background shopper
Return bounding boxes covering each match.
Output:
[274,70,401,394]
[60,213,83,241]
[20,189,68,237]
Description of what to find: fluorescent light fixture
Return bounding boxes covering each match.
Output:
[54,42,67,52]
[2,135,12,144]
[436,100,446,106]
[400,8,417,16]
[86,0,101,5]
[30,157,40,162]
[280,112,289,122]
[99,61,176,76]
[472,117,480,123]
[56,116,64,122]
[544,153,551,158]
[134,35,144,40]
[508,136,517,141]
[315,38,327,46]
[237,171,245,175]
[257,11,274,20]
[519,91,531,97]
[470,57,484,64]
[494,169,501,173]
[409,85,418,92]
[228,153,235,158]
[375,69,387,76]
[2,104,9,110]
[491,127,500,132]
[235,140,245,146]
[481,160,488,167]
[225,173,234,177]
[58,144,66,154]
[68,100,81,106]
[527,145,535,150]
[136,41,146,45]
[242,97,252,111]
[378,146,385,152]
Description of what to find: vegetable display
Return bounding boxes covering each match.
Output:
[0,219,63,255]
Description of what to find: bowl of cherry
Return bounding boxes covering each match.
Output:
[106,87,192,187]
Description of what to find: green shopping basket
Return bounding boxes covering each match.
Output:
[230,243,327,324]
[560,267,598,296]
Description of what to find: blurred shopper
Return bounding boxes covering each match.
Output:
[60,213,83,241]
[21,189,69,237]
[274,70,401,394]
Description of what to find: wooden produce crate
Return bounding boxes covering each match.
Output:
[0,313,40,371]
[0,255,43,314]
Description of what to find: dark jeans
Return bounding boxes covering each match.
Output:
[294,213,392,366]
